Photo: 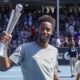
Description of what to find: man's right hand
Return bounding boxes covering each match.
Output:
[0,31,12,44]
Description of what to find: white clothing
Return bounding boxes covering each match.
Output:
[56,38,61,47]
[75,60,80,74]
[9,42,58,80]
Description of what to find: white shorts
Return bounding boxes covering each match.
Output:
[77,69,80,74]
[75,69,80,74]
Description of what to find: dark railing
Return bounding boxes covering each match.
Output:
[58,47,80,65]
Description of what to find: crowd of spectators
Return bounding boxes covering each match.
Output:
[0,5,80,54]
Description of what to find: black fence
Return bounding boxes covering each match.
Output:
[58,47,80,65]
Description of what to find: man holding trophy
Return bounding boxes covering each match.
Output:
[0,4,60,80]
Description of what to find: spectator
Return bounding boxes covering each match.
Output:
[63,36,69,47]
[56,36,62,48]
[31,25,36,41]
[68,42,78,77]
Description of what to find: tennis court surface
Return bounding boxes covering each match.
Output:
[0,65,76,80]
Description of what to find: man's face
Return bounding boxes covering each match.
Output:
[38,21,53,42]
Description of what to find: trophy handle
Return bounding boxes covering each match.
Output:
[0,42,5,56]
[0,42,8,56]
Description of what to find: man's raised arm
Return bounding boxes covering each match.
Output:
[0,31,15,71]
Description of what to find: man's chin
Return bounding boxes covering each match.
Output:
[40,38,49,43]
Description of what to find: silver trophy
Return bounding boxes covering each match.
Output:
[0,4,23,56]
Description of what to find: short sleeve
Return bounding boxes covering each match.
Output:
[9,45,24,65]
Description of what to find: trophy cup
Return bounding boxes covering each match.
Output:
[0,4,23,56]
